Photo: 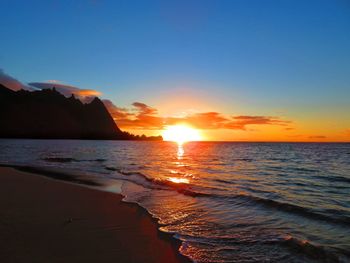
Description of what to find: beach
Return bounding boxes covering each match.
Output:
[0,166,191,263]
[0,140,349,262]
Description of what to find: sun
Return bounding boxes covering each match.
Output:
[162,125,202,144]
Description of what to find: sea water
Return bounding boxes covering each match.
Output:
[1,139,349,262]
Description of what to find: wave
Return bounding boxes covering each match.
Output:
[178,233,349,262]
[292,167,319,173]
[232,158,254,162]
[105,166,211,196]
[104,166,350,227]
[213,178,237,185]
[311,174,350,184]
[0,164,102,186]
[42,157,107,163]
[280,235,350,263]
[269,166,319,173]
[3,163,350,262]
[215,193,350,227]
[10,162,348,231]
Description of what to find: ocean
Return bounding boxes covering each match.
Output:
[1,139,349,262]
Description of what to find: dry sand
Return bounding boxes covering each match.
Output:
[0,167,191,263]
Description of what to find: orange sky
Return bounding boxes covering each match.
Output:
[103,99,350,142]
[3,72,349,142]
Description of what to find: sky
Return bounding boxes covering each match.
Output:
[1,0,350,141]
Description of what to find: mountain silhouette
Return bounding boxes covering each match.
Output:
[0,84,162,140]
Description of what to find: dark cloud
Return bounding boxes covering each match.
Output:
[102,99,132,119]
[308,135,327,139]
[132,102,158,115]
[103,100,165,129]
[0,69,33,91]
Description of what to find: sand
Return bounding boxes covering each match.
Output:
[0,167,191,263]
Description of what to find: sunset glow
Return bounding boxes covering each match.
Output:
[162,125,202,144]
[1,1,350,262]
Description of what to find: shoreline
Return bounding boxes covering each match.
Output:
[0,165,191,263]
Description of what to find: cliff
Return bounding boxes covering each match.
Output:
[0,84,161,140]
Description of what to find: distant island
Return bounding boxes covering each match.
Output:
[0,84,162,141]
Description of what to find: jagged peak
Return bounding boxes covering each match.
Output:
[0,82,162,140]
[0,84,16,94]
[68,93,78,101]
[89,96,103,105]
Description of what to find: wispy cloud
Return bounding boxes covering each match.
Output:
[308,135,327,139]
[29,82,101,103]
[0,72,102,103]
[0,69,33,91]
[225,116,290,130]
[104,101,291,131]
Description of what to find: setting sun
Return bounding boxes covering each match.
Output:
[162,125,202,144]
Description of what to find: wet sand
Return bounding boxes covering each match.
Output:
[0,167,191,263]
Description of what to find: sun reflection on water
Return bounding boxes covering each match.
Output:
[177,144,184,159]
[168,177,190,184]
[167,144,191,184]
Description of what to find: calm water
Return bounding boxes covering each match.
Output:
[1,140,349,262]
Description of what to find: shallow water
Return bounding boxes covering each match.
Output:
[1,139,349,262]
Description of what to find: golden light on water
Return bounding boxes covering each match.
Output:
[162,125,202,144]
[167,142,191,185]
[177,144,184,158]
[168,177,190,184]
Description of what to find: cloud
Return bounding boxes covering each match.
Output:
[102,99,132,119]
[0,70,100,103]
[1,70,292,132]
[185,112,229,129]
[112,102,166,130]
[132,102,158,115]
[104,101,291,131]
[0,69,33,91]
[225,116,290,130]
[308,135,327,139]
[29,82,101,103]
[0,72,100,101]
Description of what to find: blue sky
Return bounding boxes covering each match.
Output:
[1,0,350,140]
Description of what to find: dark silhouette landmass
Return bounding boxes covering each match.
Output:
[0,84,162,141]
